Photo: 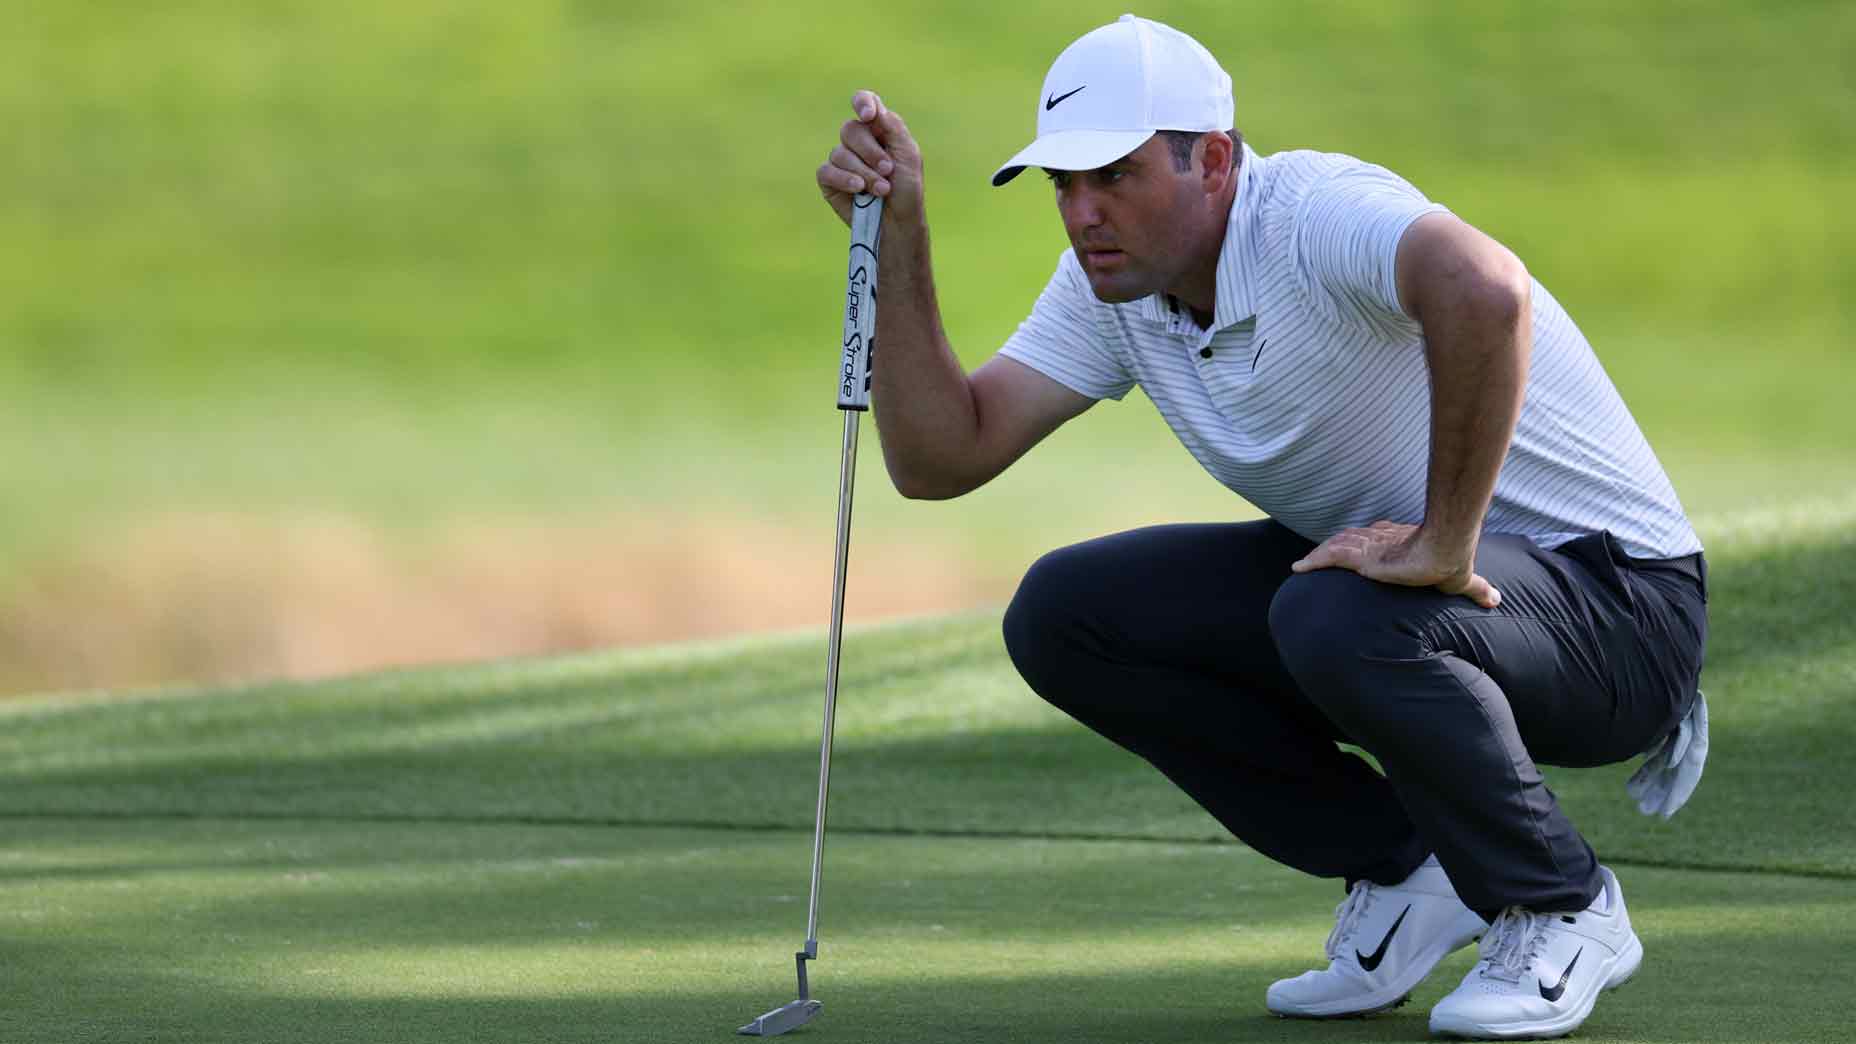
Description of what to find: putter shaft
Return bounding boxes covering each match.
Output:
[739,413,858,1038]
[807,408,859,953]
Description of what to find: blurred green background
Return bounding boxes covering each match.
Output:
[4,1,1851,694]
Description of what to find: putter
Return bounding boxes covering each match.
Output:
[739,192,883,1037]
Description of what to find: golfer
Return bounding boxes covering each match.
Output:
[816,14,1708,1040]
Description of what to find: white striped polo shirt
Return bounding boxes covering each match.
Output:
[998,143,1701,560]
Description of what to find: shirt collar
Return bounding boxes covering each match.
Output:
[1138,141,1262,331]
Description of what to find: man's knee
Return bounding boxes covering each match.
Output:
[1001,544,1091,693]
[1268,570,1428,712]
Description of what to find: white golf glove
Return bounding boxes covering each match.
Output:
[1626,690,1709,819]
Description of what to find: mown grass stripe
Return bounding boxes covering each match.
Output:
[6,809,1851,886]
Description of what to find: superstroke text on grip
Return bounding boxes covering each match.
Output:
[838,194,883,411]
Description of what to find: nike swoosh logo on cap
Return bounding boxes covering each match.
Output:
[1355,904,1411,972]
[1539,947,1582,1002]
[1045,85,1086,110]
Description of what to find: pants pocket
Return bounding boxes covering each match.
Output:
[1552,530,1638,614]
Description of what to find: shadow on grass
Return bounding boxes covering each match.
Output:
[0,821,1849,1044]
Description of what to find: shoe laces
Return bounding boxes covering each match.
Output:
[1323,881,1375,960]
[1477,906,1548,983]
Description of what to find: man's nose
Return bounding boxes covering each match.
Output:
[1059,182,1103,232]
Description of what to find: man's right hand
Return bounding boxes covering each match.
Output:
[818,90,924,227]
[813,89,1092,499]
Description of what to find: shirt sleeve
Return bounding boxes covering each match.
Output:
[1291,162,1449,327]
[996,250,1137,402]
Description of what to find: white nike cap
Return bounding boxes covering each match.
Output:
[991,13,1234,187]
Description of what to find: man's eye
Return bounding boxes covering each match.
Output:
[1102,168,1127,183]
[1046,171,1070,189]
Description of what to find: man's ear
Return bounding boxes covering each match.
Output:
[1198,131,1235,193]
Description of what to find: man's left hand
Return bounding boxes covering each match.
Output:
[1291,521,1501,609]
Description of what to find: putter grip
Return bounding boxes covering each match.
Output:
[837,194,883,411]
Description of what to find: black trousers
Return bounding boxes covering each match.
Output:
[1001,520,1708,917]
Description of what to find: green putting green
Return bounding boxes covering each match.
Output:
[1,499,1851,1041]
[1,821,1848,1043]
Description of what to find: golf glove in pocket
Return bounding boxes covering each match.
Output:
[1626,690,1708,819]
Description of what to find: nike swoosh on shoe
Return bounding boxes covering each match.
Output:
[1539,947,1583,1002]
[1356,905,1411,972]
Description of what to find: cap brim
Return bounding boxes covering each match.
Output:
[990,128,1156,187]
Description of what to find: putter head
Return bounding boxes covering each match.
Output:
[738,999,822,1036]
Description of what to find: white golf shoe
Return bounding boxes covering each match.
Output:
[1267,856,1486,1018]
[1429,866,1642,1039]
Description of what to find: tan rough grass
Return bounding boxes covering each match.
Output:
[0,512,1012,696]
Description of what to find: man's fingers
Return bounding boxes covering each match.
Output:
[873,107,913,151]
[826,145,887,195]
[839,119,892,175]
[851,89,886,122]
[1458,572,1502,609]
[1292,539,1363,573]
[816,164,865,208]
[851,91,916,156]
[852,91,907,151]
[814,165,853,226]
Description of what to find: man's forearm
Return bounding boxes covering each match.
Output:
[869,213,984,497]
[1418,267,1532,564]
